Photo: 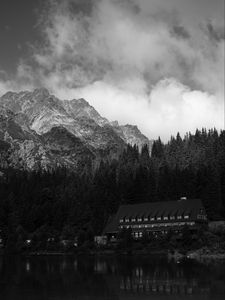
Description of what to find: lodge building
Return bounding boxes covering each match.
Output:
[103,198,207,239]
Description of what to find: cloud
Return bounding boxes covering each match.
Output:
[0,0,224,140]
[29,0,224,92]
[53,78,222,141]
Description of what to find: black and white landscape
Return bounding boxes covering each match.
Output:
[0,0,224,299]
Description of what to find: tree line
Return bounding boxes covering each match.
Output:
[0,128,224,250]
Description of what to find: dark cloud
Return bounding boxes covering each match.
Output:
[207,23,225,42]
[65,0,96,16]
[172,25,190,39]
[0,0,44,73]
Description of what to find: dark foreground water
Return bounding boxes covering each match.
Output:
[0,255,224,300]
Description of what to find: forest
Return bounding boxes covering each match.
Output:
[0,128,225,251]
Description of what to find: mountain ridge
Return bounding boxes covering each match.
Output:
[0,88,152,170]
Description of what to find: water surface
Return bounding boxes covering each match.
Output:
[0,255,224,300]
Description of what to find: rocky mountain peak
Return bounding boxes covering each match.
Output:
[33,88,50,98]
[0,88,152,170]
[110,120,119,127]
[63,98,109,127]
[123,124,138,130]
[75,98,90,106]
[113,123,151,150]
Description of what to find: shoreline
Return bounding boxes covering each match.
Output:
[1,248,225,261]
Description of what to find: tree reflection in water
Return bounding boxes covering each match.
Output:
[0,255,224,300]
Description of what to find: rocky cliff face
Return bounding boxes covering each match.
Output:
[0,88,151,170]
[112,124,152,151]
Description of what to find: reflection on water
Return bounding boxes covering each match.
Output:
[0,255,224,300]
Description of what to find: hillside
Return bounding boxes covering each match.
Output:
[0,88,151,170]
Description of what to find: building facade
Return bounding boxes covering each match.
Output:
[103,198,207,239]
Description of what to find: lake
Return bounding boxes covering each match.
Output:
[0,255,224,300]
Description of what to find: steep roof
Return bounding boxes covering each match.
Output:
[103,199,205,234]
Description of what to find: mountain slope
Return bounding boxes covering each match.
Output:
[0,107,52,170]
[112,124,152,150]
[0,89,126,151]
[0,88,151,170]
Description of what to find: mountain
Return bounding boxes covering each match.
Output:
[0,88,151,170]
[112,123,151,151]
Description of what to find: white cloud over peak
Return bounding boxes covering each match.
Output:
[58,78,222,141]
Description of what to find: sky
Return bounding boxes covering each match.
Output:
[0,0,224,140]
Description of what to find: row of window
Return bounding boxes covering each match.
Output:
[119,215,190,223]
[132,231,170,238]
[119,221,195,230]
[197,214,207,220]
[133,232,143,238]
[132,229,188,239]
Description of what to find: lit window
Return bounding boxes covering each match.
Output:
[137,218,142,222]
[163,217,168,220]
[119,219,124,223]
[157,217,161,221]
[177,216,182,220]
[125,218,130,222]
[139,232,143,237]
[184,215,189,219]
[197,214,205,219]
[170,216,175,220]
[144,217,148,221]
[131,218,136,222]
[150,217,155,221]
